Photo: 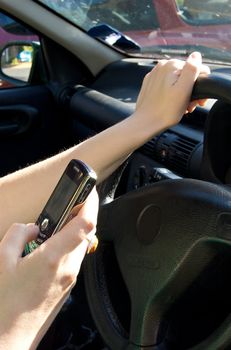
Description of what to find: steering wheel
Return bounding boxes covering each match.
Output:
[83,73,231,349]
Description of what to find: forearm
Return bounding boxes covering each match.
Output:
[0,52,206,240]
[0,113,165,239]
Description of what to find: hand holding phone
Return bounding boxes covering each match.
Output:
[24,159,97,255]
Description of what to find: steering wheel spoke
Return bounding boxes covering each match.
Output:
[117,236,220,346]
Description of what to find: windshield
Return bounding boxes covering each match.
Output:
[36,0,231,64]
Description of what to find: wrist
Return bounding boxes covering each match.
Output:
[0,332,36,350]
[0,312,44,350]
[128,111,167,145]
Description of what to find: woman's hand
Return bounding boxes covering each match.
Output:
[134,51,210,132]
[0,187,99,350]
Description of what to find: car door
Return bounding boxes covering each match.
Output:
[0,10,94,177]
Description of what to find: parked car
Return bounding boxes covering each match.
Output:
[1,0,231,349]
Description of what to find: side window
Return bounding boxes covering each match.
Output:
[0,12,40,89]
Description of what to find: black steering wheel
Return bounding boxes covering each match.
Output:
[83,73,231,349]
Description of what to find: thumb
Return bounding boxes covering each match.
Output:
[0,223,39,264]
[44,187,99,257]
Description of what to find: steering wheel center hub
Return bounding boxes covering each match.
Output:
[136,204,161,245]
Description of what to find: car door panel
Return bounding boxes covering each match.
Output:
[0,104,39,136]
[0,85,69,176]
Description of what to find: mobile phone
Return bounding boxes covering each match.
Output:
[23,159,97,255]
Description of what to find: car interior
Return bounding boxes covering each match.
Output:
[1,0,231,349]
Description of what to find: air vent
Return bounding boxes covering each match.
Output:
[140,136,158,156]
[168,135,199,175]
[140,131,200,177]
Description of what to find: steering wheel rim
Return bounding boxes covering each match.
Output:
[84,74,231,350]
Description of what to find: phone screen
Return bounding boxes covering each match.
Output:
[45,173,81,222]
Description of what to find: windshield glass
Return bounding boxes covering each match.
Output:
[36,0,231,64]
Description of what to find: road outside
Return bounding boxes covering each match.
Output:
[2,62,31,82]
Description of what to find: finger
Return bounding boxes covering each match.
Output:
[187,99,208,113]
[156,59,169,67]
[176,51,202,90]
[186,101,198,113]
[77,186,99,229]
[0,223,39,264]
[185,60,210,113]
[200,64,210,75]
[198,99,208,106]
[86,234,99,254]
[183,64,210,94]
[65,203,83,224]
[38,189,99,281]
[44,187,99,256]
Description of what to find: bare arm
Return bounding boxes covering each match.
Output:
[0,52,209,239]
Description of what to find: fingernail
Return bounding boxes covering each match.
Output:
[86,235,99,254]
[189,51,202,60]
[26,223,39,231]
